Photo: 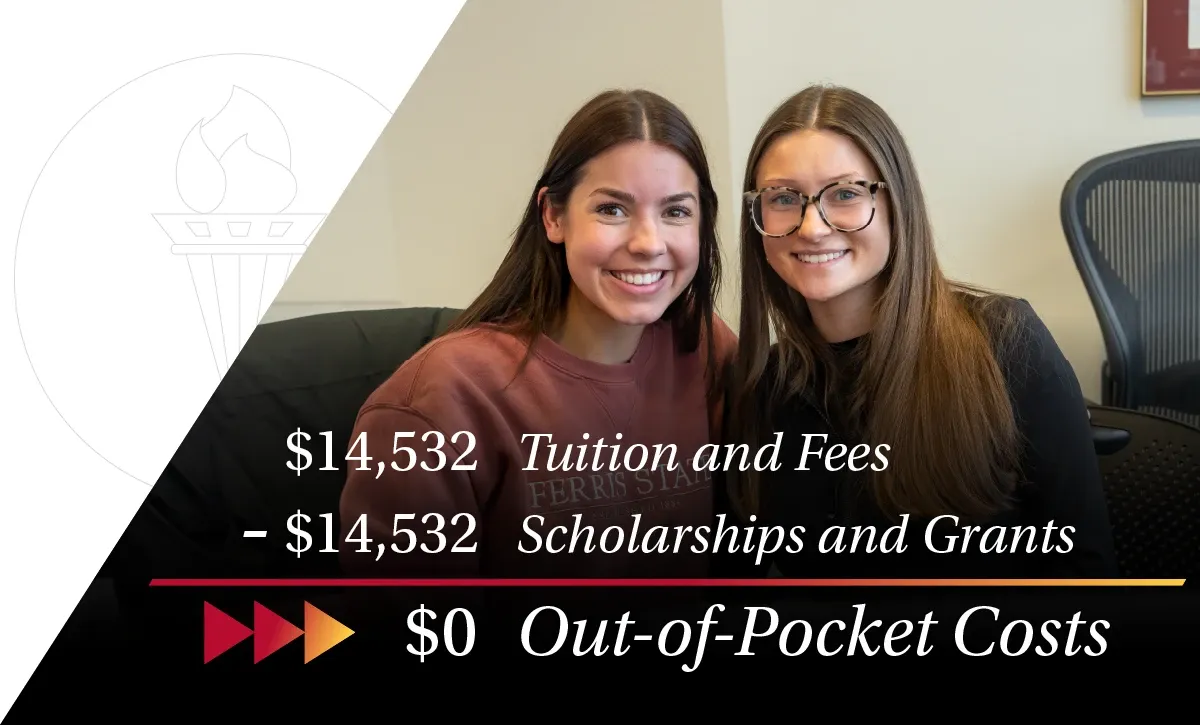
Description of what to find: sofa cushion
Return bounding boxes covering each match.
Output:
[107,306,463,580]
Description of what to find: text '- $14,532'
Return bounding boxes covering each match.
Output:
[286,429,479,478]
[286,511,479,561]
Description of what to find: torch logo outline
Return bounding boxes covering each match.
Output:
[152,85,324,379]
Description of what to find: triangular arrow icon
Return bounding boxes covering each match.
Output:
[303,601,354,663]
[203,602,253,664]
[252,601,304,663]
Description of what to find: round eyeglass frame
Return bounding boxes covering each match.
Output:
[743,180,888,236]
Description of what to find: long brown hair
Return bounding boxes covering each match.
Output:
[444,89,725,402]
[729,85,1024,522]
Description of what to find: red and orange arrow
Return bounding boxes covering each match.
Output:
[203,601,353,664]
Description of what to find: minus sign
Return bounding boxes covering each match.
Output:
[243,531,267,538]
[634,635,652,641]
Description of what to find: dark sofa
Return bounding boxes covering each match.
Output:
[96,307,462,615]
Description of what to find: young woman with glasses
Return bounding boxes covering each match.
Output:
[340,89,736,580]
[718,85,1117,579]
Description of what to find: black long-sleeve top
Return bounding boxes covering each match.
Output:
[714,297,1119,579]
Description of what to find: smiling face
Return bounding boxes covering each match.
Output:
[543,140,702,336]
[754,129,892,337]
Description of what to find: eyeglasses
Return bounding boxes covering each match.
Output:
[744,180,887,236]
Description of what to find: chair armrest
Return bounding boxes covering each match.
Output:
[1092,423,1131,456]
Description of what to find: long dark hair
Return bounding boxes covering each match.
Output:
[444,89,725,401]
[729,84,1023,522]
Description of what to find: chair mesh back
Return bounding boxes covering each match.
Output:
[1088,406,1200,579]
[1063,140,1200,428]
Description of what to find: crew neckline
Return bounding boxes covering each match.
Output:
[532,322,658,384]
[828,334,866,355]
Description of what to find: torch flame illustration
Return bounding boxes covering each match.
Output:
[153,86,324,378]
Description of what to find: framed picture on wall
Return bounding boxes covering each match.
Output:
[1142,0,1200,95]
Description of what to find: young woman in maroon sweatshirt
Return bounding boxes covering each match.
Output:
[340,89,737,580]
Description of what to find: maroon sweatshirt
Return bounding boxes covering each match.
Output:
[339,317,736,579]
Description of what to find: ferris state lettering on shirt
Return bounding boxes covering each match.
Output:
[338,317,736,579]
[522,432,714,520]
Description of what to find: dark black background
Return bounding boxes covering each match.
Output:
[6,308,1194,718]
[5,579,1195,718]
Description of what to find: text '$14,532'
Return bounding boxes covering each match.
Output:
[286,428,480,477]
[286,511,479,560]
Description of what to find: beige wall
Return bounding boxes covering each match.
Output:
[270,0,737,322]
[268,0,1200,402]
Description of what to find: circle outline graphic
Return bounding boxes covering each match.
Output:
[14,52,392,486]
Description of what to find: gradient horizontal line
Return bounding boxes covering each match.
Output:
[148,578,1187,588]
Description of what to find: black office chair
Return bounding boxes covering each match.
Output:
[1088,404,1200,579]
[1062,139,1200,430]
